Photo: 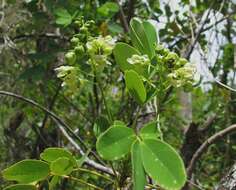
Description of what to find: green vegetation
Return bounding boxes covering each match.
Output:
[0,1,236,190]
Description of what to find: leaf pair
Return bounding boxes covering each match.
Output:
[113,18,157,71]
[132,139,186,190]
[130,18,157,59]
[113,18,158,105]
[2,148,81,190]
[96,123,186,190]
[113,44,148,104]
[40,148,77,176]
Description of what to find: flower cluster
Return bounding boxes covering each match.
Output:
[156,44,196,90]
[167,64,196,90]
[86,35,115,68]
[55,17,117,95]
[55,66,79,96]
[127,54,150,66]
[64,18,96,66]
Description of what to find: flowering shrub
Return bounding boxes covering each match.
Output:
[2,18,197,190]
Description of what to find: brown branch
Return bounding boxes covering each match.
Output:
[186,124,236,179]
[127,0,136,23]
[115,0,129,32]
[11,33,68,42]
[0,90,87,149]
[41,83,61,129]
[0,90,113,175]
[199,114,217,133]
[184,5,213,59]
[169,12,234,50]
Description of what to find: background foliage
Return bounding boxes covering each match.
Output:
[1,0,236,189]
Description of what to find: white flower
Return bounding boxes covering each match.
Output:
[127,54,150,65]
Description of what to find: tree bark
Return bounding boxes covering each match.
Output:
[216,163,236,190]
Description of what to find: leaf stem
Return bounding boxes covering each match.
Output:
[73,167,114,182]
[98,80,113,123]
[63,175,103,190]
[109,161,120,188]
[132,106,142,132]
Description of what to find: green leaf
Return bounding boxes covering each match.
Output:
[130,19,145,55]
[124,70,146,104]
[113,43,148,77]
[3,184,36,190]
[143,21,158,52]
[140,121,159,139]
[50,157,74,176]
[141,139,186,190]
[2,159,50,183]
[108,23,123,34]
[131,141,146,190]
[40,147,77,167]
[96,125,136,160]
[54,8,72,26]
[130,18,157,59]
[56,17,72,26]
[113,42,140,71]
[113,120,126,126]
[97,2,119,17]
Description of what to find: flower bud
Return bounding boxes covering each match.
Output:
[176,58,188,67]
[65,51,76,65]
[74,45,85,56]
[70,37,80,45]
[80,26,88,33]
[164,52,179,67]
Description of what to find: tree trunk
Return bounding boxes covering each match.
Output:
[216,163,236,190]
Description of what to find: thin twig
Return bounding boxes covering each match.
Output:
[74,168,114,182]
[127,0,136,23]
[169,12,234,50]
[0,90,114,175]
[54,119,114,175]
[64,175,103,190]
[115,0,129,32]
[185,4,213,59]
[187,124,236,179]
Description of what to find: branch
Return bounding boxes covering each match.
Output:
[0,90,114,175]
[169,11,234,50]
[186,124,236,179]
[40,83,61,129]
[127,0,136,23]
[115,0,129,32]
[199,114,217,133]
[184,5,213,59]
[11,33,68,42]
[54,119,114,175]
